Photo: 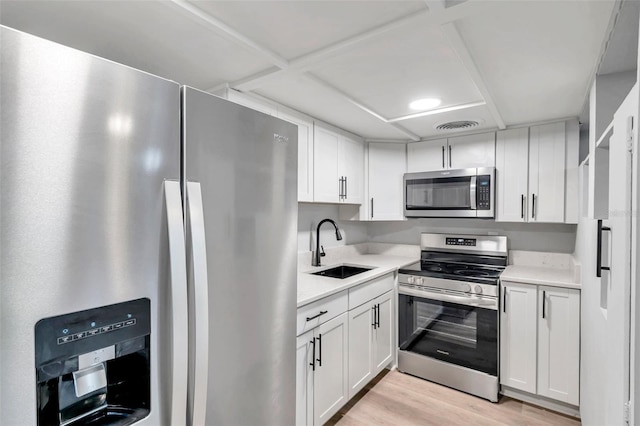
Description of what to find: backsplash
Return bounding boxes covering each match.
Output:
[298,204,577,254]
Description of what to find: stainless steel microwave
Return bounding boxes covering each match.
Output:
[404,167,495,218]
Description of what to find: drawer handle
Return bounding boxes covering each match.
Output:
[306,310,328,322]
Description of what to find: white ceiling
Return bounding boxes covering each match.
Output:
[0,0,619,141]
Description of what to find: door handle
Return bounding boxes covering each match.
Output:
[442,146,445,168]
[597,219,611,277]
[376,304,380,328]
[521,194,525,219]
[309,337,316,371]
[186,181,209,426]
[163,181,189,426]
[306,310,328,322]
[370,198,374,219]
[542,290,546,319]
[503,289,507,313]
[469,176,477,210]
[316,333,322,367]
[531,193,536,219]
[449,145,452,168]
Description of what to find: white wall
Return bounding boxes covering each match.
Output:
[366,219,577,253]
[298,203,367,252]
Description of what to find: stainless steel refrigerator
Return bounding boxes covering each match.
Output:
[0,26,298,426]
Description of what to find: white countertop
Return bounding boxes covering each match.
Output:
[297,252,418,307]
[501,250,581,290]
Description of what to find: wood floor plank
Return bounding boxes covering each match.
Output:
[329,370,581,426]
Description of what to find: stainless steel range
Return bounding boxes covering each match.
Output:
[397,233,507,402]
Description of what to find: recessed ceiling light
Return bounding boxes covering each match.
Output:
[409,98,442,111]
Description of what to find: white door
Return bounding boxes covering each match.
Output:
[447,132,496,169]
[368,143,406,220]
[314,312,349,426]
[495,128,529,222]
[528,122,566,223]
[537,287,580,405]
[313,126,340,203]
[347,302,374,399]
[500,281,537,394]
[339,135,364,204]
[407,139,447,172]
[604,88,636,424]
[280,112,314,202]
[296,331,314,426]
[373,291,394,373]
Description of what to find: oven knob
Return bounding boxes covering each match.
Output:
[463,283,472,293]
[408,276,415,285]
[475,285,483,294]
[417,277,424,285]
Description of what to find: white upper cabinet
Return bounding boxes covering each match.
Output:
[496,128,530,222]
[339,135,364,205]
[368,143,406,220]
[528,122,566,223]
[313,124,364,205]
[447,132,496,169]
[496,122,571,223]
[407,133,495,172]
[278,111,314,202]
[407,139,447,172]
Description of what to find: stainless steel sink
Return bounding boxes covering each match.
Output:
[311,265,373,279]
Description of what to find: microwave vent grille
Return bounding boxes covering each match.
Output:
[435,120,480,131]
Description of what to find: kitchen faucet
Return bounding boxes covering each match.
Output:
[312,218,342,267]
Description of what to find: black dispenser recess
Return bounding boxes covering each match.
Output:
[35,299,151,425]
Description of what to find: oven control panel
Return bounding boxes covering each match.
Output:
[446,237,476,246]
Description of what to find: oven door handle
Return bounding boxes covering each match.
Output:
[399,286,498,310]
[470,176,477,210]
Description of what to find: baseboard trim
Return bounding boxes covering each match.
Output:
[501,386,580,418]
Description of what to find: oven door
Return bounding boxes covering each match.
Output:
[398,286,498,376]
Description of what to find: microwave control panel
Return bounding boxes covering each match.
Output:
[476,175,491,210]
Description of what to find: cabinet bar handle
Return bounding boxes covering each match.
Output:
[449,145,452,168]
[503,289,507,313]
[309,338,316,371]
[542,291,546,319]
[376,304,380,328]
[442,146,445,168]
[370,198,374,219]
[531,193,536,219]
[316,333,322,367]
[372,306,377,329]
[345,176,348,199]
[306,310,328,322]
[521,194,525,219]
[596,219,612,277]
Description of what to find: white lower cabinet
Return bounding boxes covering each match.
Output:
[296,310,349,426]
[347,302,374,398]
[373,291,393,371]
[500,281,580,406]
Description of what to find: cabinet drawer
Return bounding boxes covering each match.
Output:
[348,273,394,309]
[297,290,348,336]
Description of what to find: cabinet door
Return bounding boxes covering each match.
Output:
[339,135,364,205]
[495,128,529,222]
[500,281,537,394]
[296,331,314,426]
[314,312,349,426]
[537,287,580,405]
[448,132,496,169]
[407,139,447,172]
[280,112,314,202]
[313,126,340,203]
[528,122,566,223]
[368,143,406,220]
[373,290,394,373]
[347,302,374,399]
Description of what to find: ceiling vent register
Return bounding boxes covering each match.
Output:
[435,120,480,131]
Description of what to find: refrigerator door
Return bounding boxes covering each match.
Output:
[182,87,298,425]
[0,27,184,425]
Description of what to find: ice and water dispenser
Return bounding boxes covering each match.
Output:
[35,299,151,425]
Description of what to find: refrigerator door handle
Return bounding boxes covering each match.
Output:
[164,181,189,426]
[186,182,210,426]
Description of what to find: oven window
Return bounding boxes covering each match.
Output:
[405,177,471,210]
[398,294,497,376]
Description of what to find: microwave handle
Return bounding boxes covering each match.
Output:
[470,176,477,210]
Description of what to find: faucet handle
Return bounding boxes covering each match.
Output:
[320,245,326,257]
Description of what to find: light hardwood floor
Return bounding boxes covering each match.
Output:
[327,370,581,426]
